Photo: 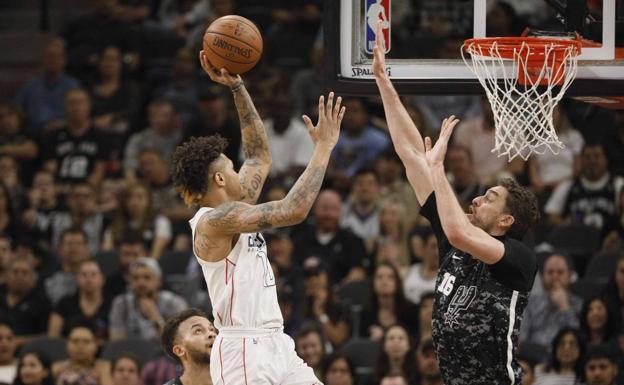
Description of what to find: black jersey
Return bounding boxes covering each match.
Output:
[421,193,537,385]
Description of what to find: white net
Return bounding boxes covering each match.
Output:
[461,39,580,161]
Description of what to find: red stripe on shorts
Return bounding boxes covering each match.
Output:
[243,338,248,385]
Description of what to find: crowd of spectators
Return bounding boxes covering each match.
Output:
[0,1,623,385]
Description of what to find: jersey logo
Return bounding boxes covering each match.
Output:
[257,250,276,287]
[248,233,265,248]
[444,285,478,328]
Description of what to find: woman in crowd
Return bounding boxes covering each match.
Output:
[110,355,141,385]
[373,199,410,274]
[101,182,172,259]
[580,296,619,346]
[403,227,438,305]
[323,353,355,385]
[48,260,111,344]
[360,262,419,340]
[12,351,53,385]
[533,328,585,385]
[602,254,624,323]
[52,321,112,385]
[373,324,418,385]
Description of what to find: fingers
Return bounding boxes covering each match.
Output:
[200,51,219,79]
[337,106,346,125]
[333,96,342,120]
[318,95,325,122]
[302,115,314,131]
[424,136,432,152]
[376,20,384,50]
[326,92,335,122]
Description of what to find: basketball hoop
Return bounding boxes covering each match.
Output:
[461,37,582,161]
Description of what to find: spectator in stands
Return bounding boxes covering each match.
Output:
[453,97,520,185]
[101,182,172,259]
[533,328,585,385]
[417,292,434,341]
[103,231,146,299]
[602,254,624,323]
[373,149,420,227]
[161,309,216,385]
[293,190,367,286]
[360,263,419,340]
[341,168,382,252]
[109,0,150,24]
[0,104,38,181]
[141,355,180,385]
[89,45,141,137]
[545,143,624,247]
[44,227,90,306]
[52,320,112,385]
[374,324,418,385]
[416,338,442,385]
[0,183,19,240]
[124,99,182,182]
[289,42,324,117]
[0,320,17,384]
[186,85,240,168]
[41,88,107,188]
[110,354,141,385]
[583,344,619,385]
[266,232,303,301]
[61,0,140,83]
[260,97,314,181]
[602,109,624,177]
[21,170,61,253]
[403,228,438,305]
[0,155,26,209]
[521,253,582,350]
[14,38,80,133]
[109,257,187,342]
[331,98,389,181]
[323,353,354,385]
[0,234,13,285]
[0,258,50,346]
[528,106,584,202]
[445,145,486,210]
[295,323,326,381]
[152,47,199,128]
[138,148,192,226]
[580,297,619,346]
[373,199,410,273]
[12,351,53,385]
[379,375,408,385]
[50,183,106,254]
[517,355,536,385]
[300,259,349,347]
[48,260,111,344]
[279,286,302,338]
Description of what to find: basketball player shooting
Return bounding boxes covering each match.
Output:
[372,21,540,385]
[170,51,344,385]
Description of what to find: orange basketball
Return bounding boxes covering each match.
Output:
[202,15,263,75]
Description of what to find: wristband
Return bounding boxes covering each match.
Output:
[230,81,244,92]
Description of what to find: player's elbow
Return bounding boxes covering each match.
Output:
[290,205,310,224]
[446,226,469,249]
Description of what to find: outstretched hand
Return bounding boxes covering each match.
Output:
[199,50,242,89]
[302,92,346,150]
[372,20,387,78]
[425,115,460,167]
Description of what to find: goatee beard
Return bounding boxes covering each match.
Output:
[188,347,210,365]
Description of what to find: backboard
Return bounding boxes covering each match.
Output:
[324,0,624,97]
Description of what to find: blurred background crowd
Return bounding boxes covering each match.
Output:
[0,0,623,385]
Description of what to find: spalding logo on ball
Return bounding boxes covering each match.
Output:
[203,15,263,74]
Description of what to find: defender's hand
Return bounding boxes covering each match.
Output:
[302,92,346,150]
[199,50,242,89]
[372,20,387,78]
[425,115,460,167]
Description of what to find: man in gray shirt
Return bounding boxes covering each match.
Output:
[109,257,188,342]
[520,252,582,351]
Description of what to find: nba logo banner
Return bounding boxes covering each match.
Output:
[365,0,391,54]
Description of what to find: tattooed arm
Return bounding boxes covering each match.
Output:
[199,51,271,204]
[195,93,346,262]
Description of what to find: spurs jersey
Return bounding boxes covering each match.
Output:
[189,207,283,329]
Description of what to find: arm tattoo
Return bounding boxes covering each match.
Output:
[233,86,270,160]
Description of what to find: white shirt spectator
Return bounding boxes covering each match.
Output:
[533,129,584,185]
[403,263,436,305]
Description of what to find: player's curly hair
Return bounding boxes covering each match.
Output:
[499,178,540,240]
[170,135,228,199]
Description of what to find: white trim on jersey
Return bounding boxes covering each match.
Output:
[506,290,519,384]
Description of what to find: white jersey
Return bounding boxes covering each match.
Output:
[189,207,283,330]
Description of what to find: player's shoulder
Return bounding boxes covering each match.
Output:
[503,237,535,258]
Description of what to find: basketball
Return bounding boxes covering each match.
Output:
[202,15,263,75]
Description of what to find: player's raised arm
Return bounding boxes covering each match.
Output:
[425,117,505,264]
[199,93,345,235]
[199,51,271,205]
[372,21,432,205]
